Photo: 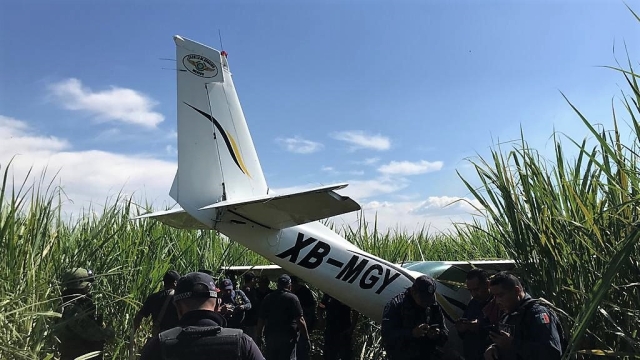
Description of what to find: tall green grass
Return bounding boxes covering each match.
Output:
[0,160,500,359]
[456,17,640,358]
[2,6,639,360]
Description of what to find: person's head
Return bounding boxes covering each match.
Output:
[489,272,525,313]
[163,270,180,289]
[221,278,234,296]
[409,275,437,308]
[258,275,270,290]
[173,272,219,318]
[61,268,95,294]
[277,274,292,291]
[290,275,302,291]
[466,268,490,301]
[243,272,256,286]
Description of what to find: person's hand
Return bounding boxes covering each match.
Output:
[426,325,440,339]
[484,345,499,360]
[411,323,429,338]
[489,330,512,349]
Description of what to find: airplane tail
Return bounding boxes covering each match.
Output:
[135,35,360,229]
[173,35,268,208]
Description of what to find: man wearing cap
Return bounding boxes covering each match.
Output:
[139,271,264,360]
[133,270,181,337]
[381,275,449,360]
[219,278,252,329]
[53,268,115,360]
[257,274,311,360]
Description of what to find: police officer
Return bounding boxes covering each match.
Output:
[139,271,264,360]
[257,274,310,360]
[456,268,501,360]
[220,278,252,328]
[381,275,448,360]
[53,268,115,360]
[241,272,260,341]
[133,270,181,337]
[484,272,564,360]
[317,293,359,360]
[291,276,316,360]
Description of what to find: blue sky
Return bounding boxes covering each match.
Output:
[1,0,639,232]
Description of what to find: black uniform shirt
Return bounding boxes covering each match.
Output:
[320,294,353,332]
[138,289,180,332]
[259,289,303,338]
[499,294,563,360]
[140,310,264,360]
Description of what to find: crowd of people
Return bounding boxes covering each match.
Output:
[51,267,566,360]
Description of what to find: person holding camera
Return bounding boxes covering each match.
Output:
[381,275,449,360]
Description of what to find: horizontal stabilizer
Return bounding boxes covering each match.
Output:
[199,183,361,229]
[133,208,211,230]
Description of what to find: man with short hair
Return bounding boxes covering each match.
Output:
[381,275,449,360]
[53,268,115,360]
[484,272,563,360]
[220,278,252,328]
[456,268,500,360]
[257,274,310,360]
[139,271,264,360]
[133,270,181,337]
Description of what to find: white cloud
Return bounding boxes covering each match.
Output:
[321,166,335,172]
[410,196,484,215]
[166,145,177,156]
[1,115,481,234]
[1,115,175,218]
[276,136,323,154]
[48,78,164,128]
[377,160,444,176]
[331,131,391,151]
[329,198,483,235]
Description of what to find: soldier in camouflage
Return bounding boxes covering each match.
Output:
[52,268,115,360]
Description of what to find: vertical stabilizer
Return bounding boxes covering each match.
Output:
[173,35,268,220]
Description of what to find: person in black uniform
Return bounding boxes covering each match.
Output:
[220,278,252,329]
[456,268,501,360]
[318,294,359,360]
[484,272,564,360]
[133,270,181,337]
[291,276,316,360]
[242,272,260,341]
[257,274,310,360]
[381,275,448,360]
[139,271,264,360]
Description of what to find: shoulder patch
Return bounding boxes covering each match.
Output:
[535,312,550,324]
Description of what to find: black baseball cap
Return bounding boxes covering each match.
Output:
[413,275,437,300]
[173,272,218,302]
[277,274,291,288]
[163,270,180,283]
[221,278,234,290]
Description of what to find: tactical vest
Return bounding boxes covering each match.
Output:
[159,325,243,360]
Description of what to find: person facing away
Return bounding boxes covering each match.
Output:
[257,274,310,360]
[241,272,260,341]
[52,267,115,360]
[484,272,564,360]
[139,271,264,360]
[133,270,181,337]
[219,278,252,329]
[455,268,502,360]
[291,276,316,360]
[381,275,449,360]
[317,293,359,360]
